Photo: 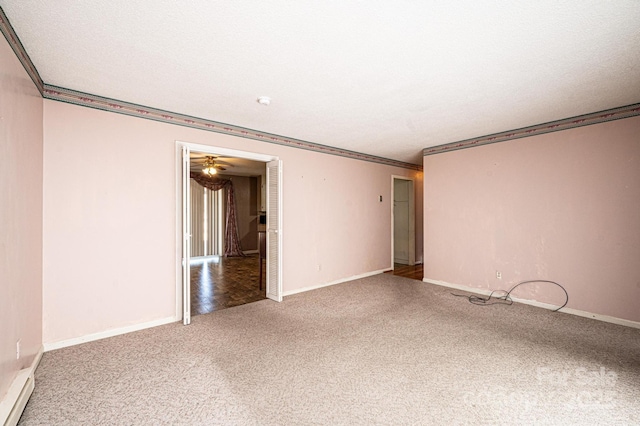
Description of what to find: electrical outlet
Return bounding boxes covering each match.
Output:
[496,271,502,280]
[317,264,321,271]
[16,340,20,360]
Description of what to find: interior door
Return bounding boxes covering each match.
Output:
[266,159,282,302]
[182,146,191,325]
[393,179,410,265]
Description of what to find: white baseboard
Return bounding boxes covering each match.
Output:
[243,250,258,255]
[0,345,43,426]
[423,278,640,330]
[283,269,389,297]
[44,316,177,352]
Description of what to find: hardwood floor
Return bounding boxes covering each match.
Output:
[190,254,266,316]
[191,258,422,316]
[385,263,424,280]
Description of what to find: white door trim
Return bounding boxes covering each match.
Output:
[175,141,280,322]
[181,146,191,325]
[391,175,416,268]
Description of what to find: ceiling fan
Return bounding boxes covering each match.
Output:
[192,155,234,175]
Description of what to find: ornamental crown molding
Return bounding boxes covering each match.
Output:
[42,85,422,170]
[423,103,640,157]
[0,6,43,94]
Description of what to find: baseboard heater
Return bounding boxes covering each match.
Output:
[0,368,35,426]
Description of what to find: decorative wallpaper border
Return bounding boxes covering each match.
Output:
[42,85,422,170]
[0,6,43,94]
[423,103,640,156]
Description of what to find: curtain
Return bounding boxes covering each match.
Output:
[190,172,245,257]
[205,187,222,256]
[223,183,244,257]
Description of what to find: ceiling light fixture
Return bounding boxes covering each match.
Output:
[257,96,271,106]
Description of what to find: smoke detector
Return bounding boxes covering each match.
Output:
[257,96,271,106]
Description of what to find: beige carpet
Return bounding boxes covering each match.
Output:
[19,274,640,425]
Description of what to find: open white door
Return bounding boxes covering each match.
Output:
[266,159,283,302]
[181,146,191,325]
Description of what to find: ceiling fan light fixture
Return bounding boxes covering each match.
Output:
[202,166,217,175]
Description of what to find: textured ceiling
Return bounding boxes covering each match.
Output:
[2,1,639,165]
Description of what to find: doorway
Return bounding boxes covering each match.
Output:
[188,154,266,316]
[177,142,282,325]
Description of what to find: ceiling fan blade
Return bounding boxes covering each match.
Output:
[189,154,235,169]
[189,154,209,160]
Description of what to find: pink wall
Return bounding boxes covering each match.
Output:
[423,116,640,322]
[0,38,43,397]
[43,100,422,345]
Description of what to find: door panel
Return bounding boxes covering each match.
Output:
[393,179,410,264]
[266,160,282,302]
